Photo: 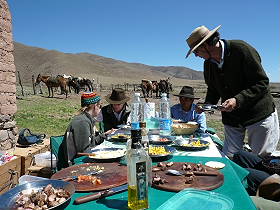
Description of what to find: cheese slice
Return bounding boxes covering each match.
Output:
[205,161,225,169]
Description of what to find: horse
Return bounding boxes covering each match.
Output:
[140,80,159,98]
[151,80,159,98]
[57,75,80,94]
[158,78,172,97]
[70,77,94,93]
[35,74,68,98]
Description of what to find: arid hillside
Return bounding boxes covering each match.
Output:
[13,42,204,85]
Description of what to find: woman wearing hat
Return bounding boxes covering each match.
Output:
[171,86,207,132]
[185,25,279,158]
[58,92,113,169]
[101,88,131,132]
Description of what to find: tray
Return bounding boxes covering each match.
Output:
[156,188,233,210]
[152,162,224,192]
[51,162,127,192]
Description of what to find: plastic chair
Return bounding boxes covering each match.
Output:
[50,135,65,173]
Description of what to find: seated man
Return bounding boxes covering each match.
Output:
[171,86,207,132]
[233,150,272,195]
[101,88,131,132]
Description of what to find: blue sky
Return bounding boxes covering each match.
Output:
[9,0,279,82]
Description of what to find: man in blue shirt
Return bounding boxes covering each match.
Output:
[171,86,207,132]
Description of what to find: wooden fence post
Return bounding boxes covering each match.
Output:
[32,75,36,95]
[99,84,102,92]
[17,71,24,96]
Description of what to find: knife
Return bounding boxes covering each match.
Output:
[76,152,96,157]
[74,184,128,204]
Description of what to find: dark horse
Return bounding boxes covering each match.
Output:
[141,80,159,98]
[69,77,93,93]
[158,78,172,97]
[35,74,68,98]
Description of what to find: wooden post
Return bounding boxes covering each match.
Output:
[17,71,24,96]
[99,84,102,92]
[32,75,36,95]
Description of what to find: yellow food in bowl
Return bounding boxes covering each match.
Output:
[111,134,130,139]
[182,140,210,147]
[149,146,170,155]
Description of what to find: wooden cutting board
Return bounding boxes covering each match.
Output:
[152,162,224,192]
[51,162,127,192]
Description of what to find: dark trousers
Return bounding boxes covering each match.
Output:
[233,150,271,195]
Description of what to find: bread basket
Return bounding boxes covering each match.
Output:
[172,122,199,135]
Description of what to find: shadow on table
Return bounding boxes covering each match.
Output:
[96,198,128,209]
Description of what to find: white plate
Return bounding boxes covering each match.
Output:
[88,148,126,160]
[205,161,225,169]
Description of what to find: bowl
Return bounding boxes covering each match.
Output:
[149,135,174,145]
[174,138,210,151]
[172,122,199,135]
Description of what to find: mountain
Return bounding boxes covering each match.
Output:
[13,42,204,85]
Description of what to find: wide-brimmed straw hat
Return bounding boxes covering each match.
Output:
[173,86,200,99]
[185,25,221,58]
[105,88,130,104]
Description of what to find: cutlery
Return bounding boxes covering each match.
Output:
[166,169,218,176]
[74,184,128,204]
[76,152,96,157]
[197,104,224,111]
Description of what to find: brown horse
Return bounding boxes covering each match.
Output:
[35,74,68,98]
[141,80,159,98]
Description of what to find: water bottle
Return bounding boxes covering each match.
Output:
[159,93,171,136]
[130,93,143,129]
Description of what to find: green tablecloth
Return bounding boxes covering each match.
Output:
[58,156,256,210]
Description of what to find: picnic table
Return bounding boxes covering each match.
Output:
[55,155,256,210]
[53,132,256,210]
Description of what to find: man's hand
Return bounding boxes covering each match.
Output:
[221,98,237,112]
[195,102,204,114]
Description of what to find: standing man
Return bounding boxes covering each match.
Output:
[185,25,279,158]
[171,86,207,132]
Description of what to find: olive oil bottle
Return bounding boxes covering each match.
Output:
[127,128,149,210]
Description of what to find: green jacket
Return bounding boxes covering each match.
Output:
[204,40,275,127]
[58,112,105,169]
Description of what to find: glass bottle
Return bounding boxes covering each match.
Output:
[140,122,152,186]
[127,129,149,210]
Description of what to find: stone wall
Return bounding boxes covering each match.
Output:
[0,0,17,150]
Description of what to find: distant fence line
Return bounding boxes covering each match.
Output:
[16,76,206,97]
